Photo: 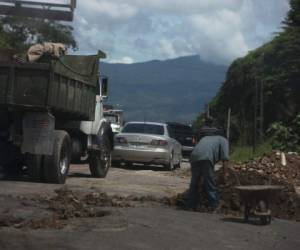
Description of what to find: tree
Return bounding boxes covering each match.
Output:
[0,16,77,53]
[284,0,300,27]
[194,0,300,145]
[0,25,10,48]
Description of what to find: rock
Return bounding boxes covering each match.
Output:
[261,157,269,165]
[257,170,264,175]
[234,165,241,170]
[294,186,300,199]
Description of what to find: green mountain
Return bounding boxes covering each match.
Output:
[101,55,227,123]
[200,0,300,143]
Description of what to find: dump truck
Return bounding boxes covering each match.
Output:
[0,49,114,184]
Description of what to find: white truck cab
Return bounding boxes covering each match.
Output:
[104,109,124,134]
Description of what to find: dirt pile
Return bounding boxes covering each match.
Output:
[48,188,134,219]
[232,152,300,186]
[0,188,169,230]
[226,152,300,220]
[0,189,118,230]
[168,152,300,220]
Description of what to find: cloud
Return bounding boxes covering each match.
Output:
[81,0,137,19]
[73,0,290,64]
[187,9,249,63]
[109,57,134,64]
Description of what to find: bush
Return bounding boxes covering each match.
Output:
[267,114,300,152]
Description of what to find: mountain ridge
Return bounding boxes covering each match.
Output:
[101,55,228,123]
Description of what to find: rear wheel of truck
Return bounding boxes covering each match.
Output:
[43,131,71,184]
[27,154,43,182]
[89,134,111,178]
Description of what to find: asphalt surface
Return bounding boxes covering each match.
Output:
[0,207,299,250]
[0,161,299,250]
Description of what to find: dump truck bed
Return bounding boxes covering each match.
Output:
[0,53,101,121]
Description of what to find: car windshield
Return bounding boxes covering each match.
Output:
[104,114,118,123]
[122,123,164,135]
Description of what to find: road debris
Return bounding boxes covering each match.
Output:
[0,187,169,230]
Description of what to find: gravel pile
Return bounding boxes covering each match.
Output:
[232,152,300,186]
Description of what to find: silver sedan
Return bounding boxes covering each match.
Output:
[112,122,182,170]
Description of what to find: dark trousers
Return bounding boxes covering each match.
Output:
[187,160,219,209]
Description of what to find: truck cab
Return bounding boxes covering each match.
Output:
[104,109,124,134]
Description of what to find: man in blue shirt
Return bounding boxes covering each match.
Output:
[187,131,229,211]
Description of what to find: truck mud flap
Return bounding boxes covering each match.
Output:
[22,112,55,155]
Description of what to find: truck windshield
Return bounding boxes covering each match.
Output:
[122,123,164,135]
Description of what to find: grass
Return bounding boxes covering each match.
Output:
[230,140,273,163]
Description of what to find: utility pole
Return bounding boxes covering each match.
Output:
[205,103,210,118]
[259,53,265,143]
[226,108,231,141]
[253,78,258,154]
[253,77,264,154]
[259,79,264,142]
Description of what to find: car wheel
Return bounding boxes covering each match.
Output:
[165,152,175,171]
[112,160,121,167]
[125,162,133,168]
[175,155,182,169]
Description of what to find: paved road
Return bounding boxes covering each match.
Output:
[0,161,191,197]
[0,207,299,250]
[0,161,299,250]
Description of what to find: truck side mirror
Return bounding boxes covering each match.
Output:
[100,76,108,98]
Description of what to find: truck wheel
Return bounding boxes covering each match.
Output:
[43,131,71,184]
[27,154,43,182]
[89,134,111,178]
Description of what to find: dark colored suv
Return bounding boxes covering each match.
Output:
[166,122,196,157]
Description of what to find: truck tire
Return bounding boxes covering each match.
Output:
[89,134,111,178]
[27,154,43,182]
[43,131,71,184]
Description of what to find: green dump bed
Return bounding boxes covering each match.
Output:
[0,52,102,121]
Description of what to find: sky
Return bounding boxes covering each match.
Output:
[69,0,290,65]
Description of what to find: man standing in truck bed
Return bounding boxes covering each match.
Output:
[187,128,229,211]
